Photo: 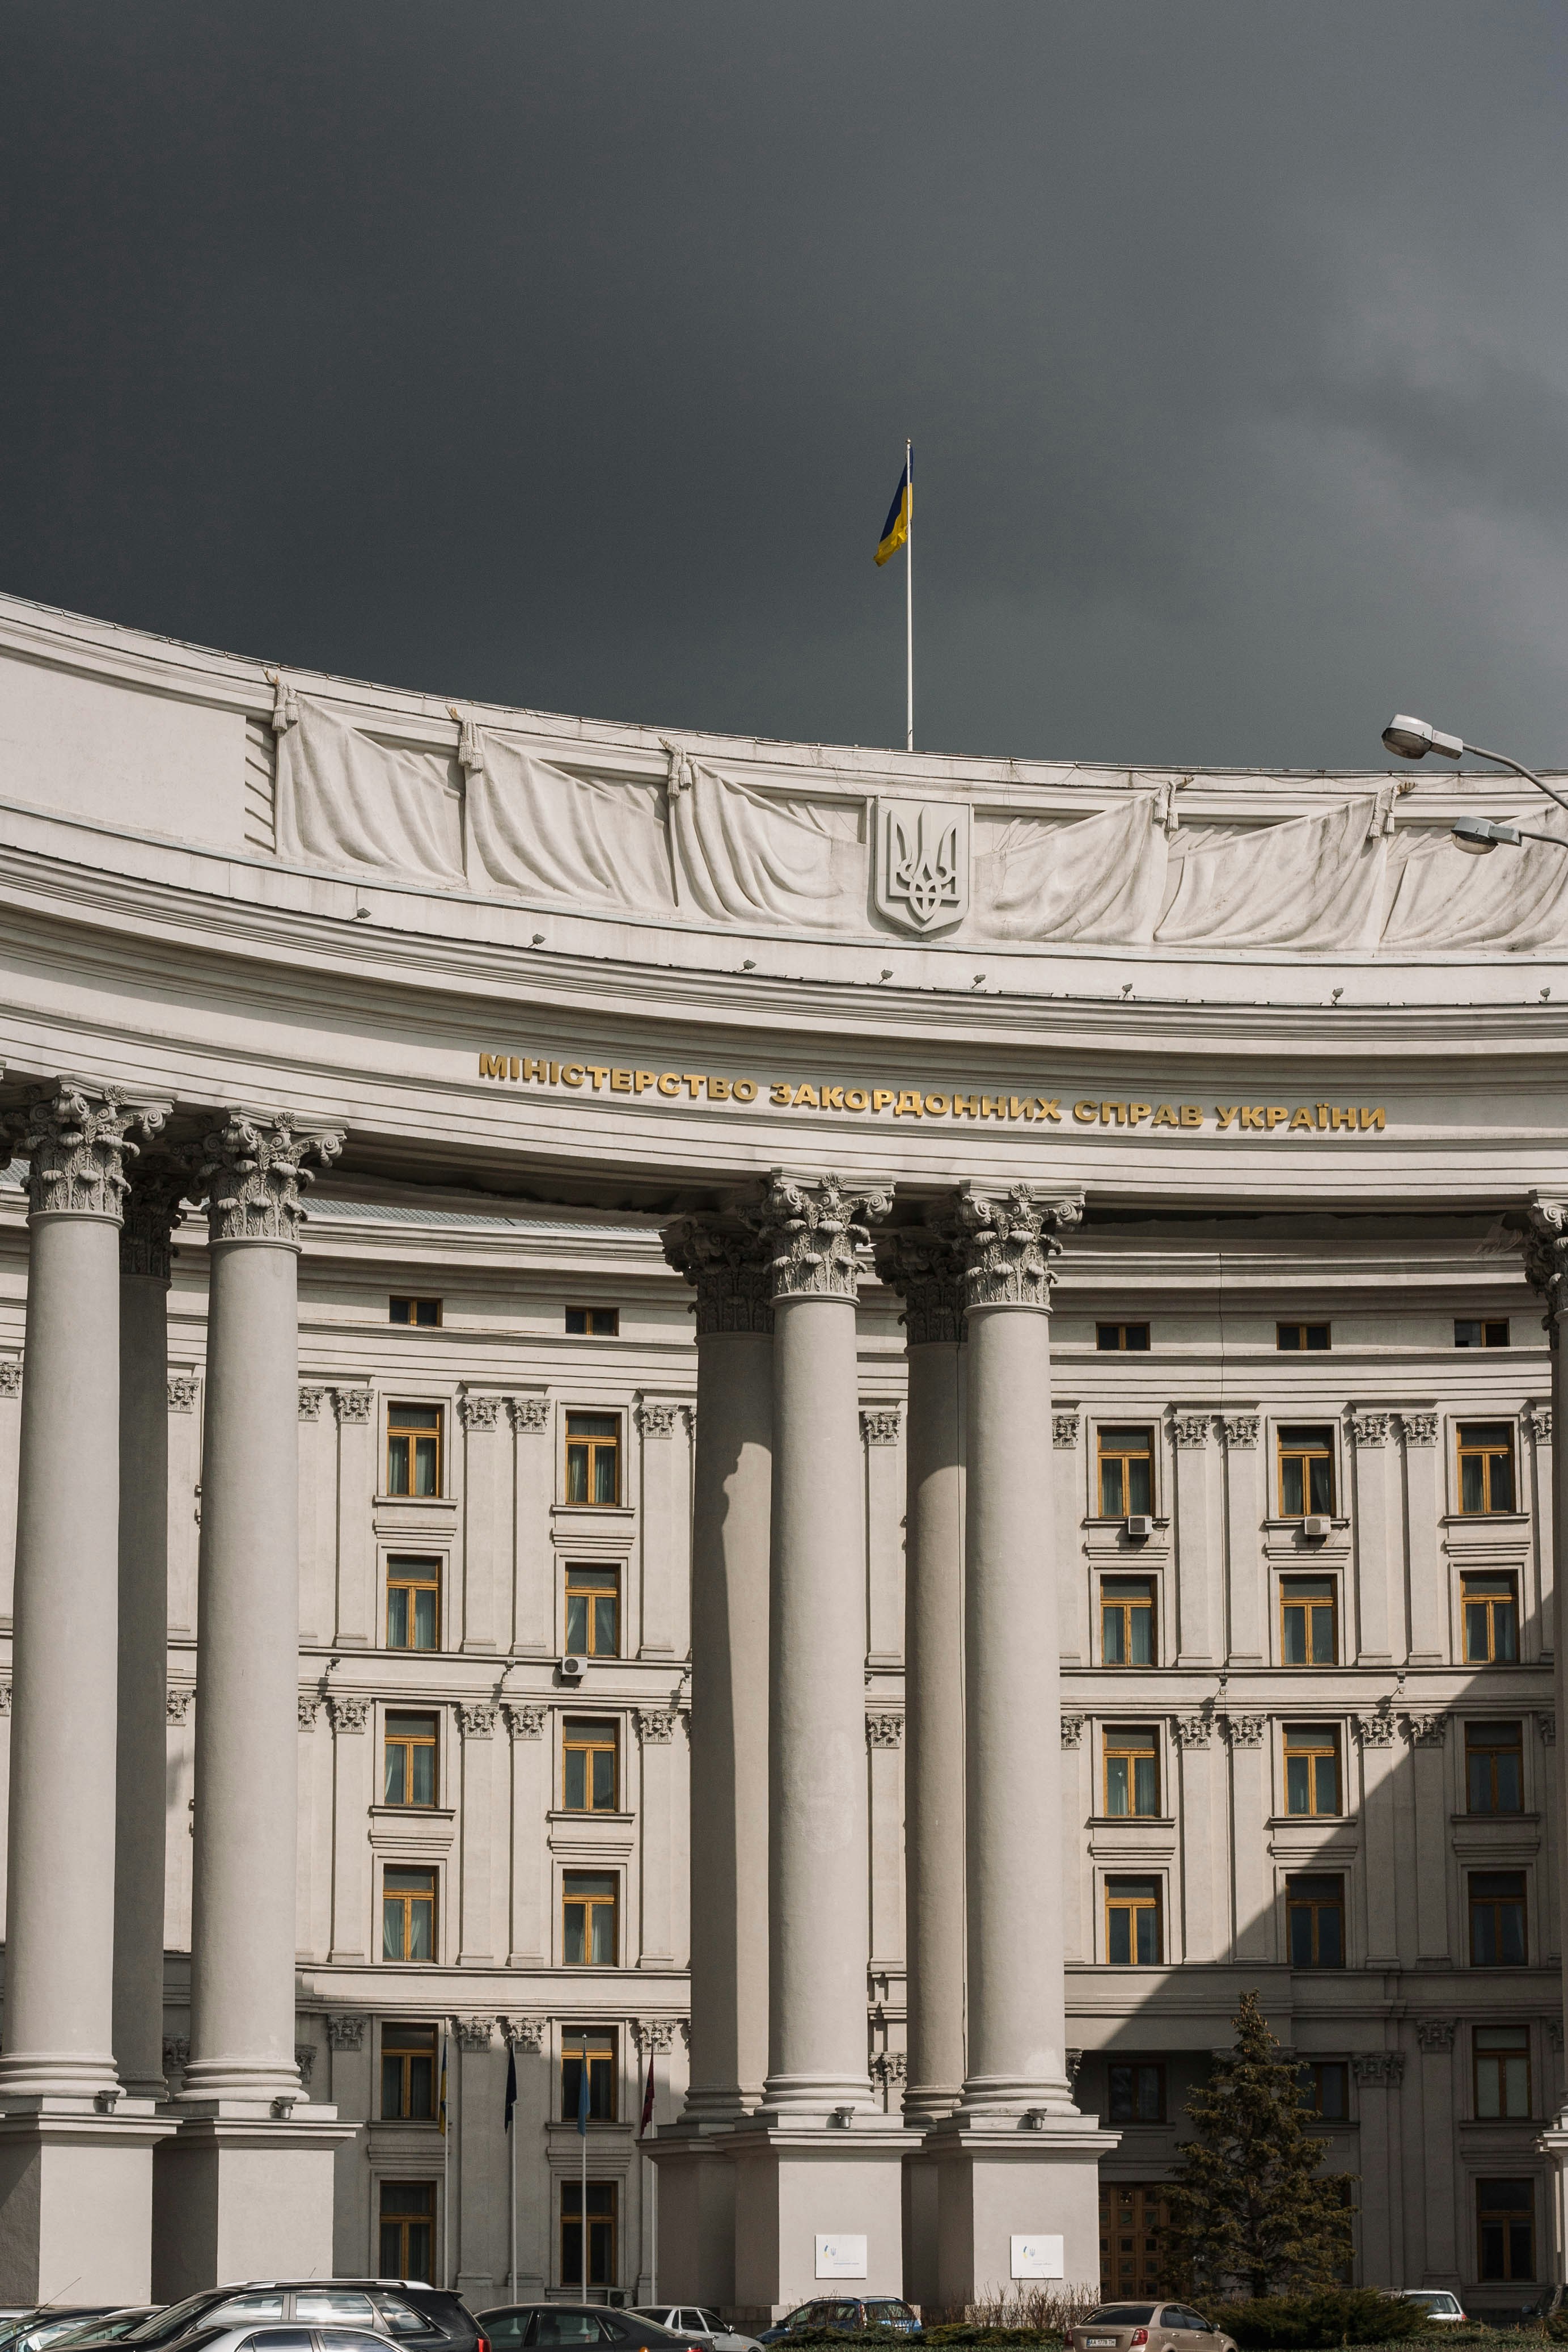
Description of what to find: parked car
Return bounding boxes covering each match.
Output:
[0,2316,139,2352]
[111,2326,392,2352]
[477,2314,698,2351]
[66,2290,477,2352]
[756,2304,921,2343]
[1070,2306,1237,2352]
[44,2320,163,2351]
[633,2315,760,2352]
[1386,2293,1465,2326]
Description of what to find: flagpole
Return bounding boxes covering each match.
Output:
[581,2034,590,2299]
[905,437,914,753]
[508,2043,517,2305]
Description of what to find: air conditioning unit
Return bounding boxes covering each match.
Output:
[1125,1513,1154,1540]
[559,1654,587,1682]
[1301,1514,1332,1540]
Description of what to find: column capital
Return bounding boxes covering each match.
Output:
[875,1226,967,1344]
[662,1212,775,1334]
[742,1170,892,1303]
[6,1078,171,1223]
[1523,1192,1568,1315]
[952,1181,1082,1309]
[120,1157,189,1282]
[189,1109,344,1245]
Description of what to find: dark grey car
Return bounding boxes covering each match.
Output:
[477,2312,696,2351]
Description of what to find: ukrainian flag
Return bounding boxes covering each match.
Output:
[876,451,911,566]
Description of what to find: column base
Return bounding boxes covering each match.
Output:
[0,2099,176,2303]
[922,2114,1119,2310]
[151,2102,355,2300]
[727,2117,907,2319]
[647,2122,743,2305]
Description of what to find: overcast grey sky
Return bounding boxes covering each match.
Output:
[5,3,1568,768]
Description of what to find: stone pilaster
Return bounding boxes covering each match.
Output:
[1524,1197,1568,2197]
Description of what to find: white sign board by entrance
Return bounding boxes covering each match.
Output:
[816,2234,869,2278]
[1011,2234,1065,2279]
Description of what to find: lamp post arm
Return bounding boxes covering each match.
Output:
[1462,740,1568,821]
[1515,825,1568,854]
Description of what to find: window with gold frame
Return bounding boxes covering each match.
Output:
[379,2181,436,2281]
[1466,1721,1524,1814]
[561,2179,616,2293]
[1477,2178,1535,2282]
[382,1867,436,1962]
[1469,1872,1527,1966]
[563,1871,617,1965]
[387,1402,442,1497]
[1475,2025,1531,2118]
[1105,1876,1161,1964]
[1103,1726,1160,1818]
[1284,1724,1341,1816]
[1458,1422,1516,1515]
[560,2027,617,2121]
[562,1718,619,1812]
[1097,1426,1153,1518]
[1286,1873,1345,1968]
[565,1412,620,1506]
[1278,1425,1334,1518]
[1101,1575,1156,1666]
[564,1561,620,1656]
[1298,2059,1349,2118]
[381,2021,438,2120]
[386,1556,441,1651]
[1463,1573,1519,1664]
[1280,1576,1337,1665]
[384,1712,438,1808]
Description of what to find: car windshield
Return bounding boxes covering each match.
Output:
[1087,2313,1157,2329]
[123,2304,226,2347]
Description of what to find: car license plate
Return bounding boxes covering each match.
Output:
[1088,2338,1119,2344]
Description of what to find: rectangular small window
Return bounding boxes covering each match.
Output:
[386,1556,441,1651]
[1456,1319,1510,1348]
[381,2022,438,2120]
[1287,1874,1345,1968]
[382,1867,436,1962]
[566,1307,620,1337]
[1299,2060,1349,2118]
[562,1718,619,1812]
[1278,1425,1335,1517]
[1096,1322,1151,1352]
[1105,1877,1161,1965]
[1459,1422,1516,1515]
[1106,2061,1164,2122]
[1284,1724,1341,1817]
[563,1871,618,1965]
[1281,1576,1337,1666]
[1477,2178,1535,2282]
[1466,1722,1524,1814]
[387,1403,442,1497]
[1476,2026,1531,2119]
[1464,1573,1519,1663]
[1470,1872,1527,1966]
[560,2028,617,2122]
[1104,1727,1160,1818]
[564,1561,620,1657]
[1101,1576,1155,1667]
[379,2180,436,2282]
[561,2179,617,2292]
[565,1412,620,1506]
[390,1297,442,1328]
[1277,1322,1331,1351]
[1098,1426,1154,1518]
[384,1712,438,1808]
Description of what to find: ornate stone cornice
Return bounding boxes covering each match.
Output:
[870,2050,907,2089]
[1415,2019,1456,2052]
[1354,1698,1397,1746]
[874,1227,967,1345]
[1405,1711,1450,1748]
[1170,1713,1211,1747]
[168,1371,199,1412]
[324,2013,365,2051]
[1222,1412,1259,1449]
[0,1359,19,1400]
[1351,2051,1405,2088]
[1054,1409,1080,1449]
[502,2016,545,2053]
[1401,1412,1439,1448]
[742,1171,891,1303]
[1222,1713,1267,1748]
[166,1687,194,1724]
[458,1392,501,1432]
[866,1713,903,1749]
[295,2044,317,2087]
[1528,1404,1554,1446]
[1171,1413,1211,1450]
[1060,1714,1084,1749]
[189,1109,343,1246]
[1523,1192,1568,1317]
[7,1080,169,1222]
[457,1701,497,1739]
[326,1692,370,1734]
[510,1395,550,1433]
[632,2017,677,2053]
[298,1384,325,1420]
[298,1692,321,1729]
[952,1182,1081,1310]
[636,1398,681,1438]
[636,1708,677,1745]
[861,1409,901,1447]
[454,2016,493,2050]
[1540,1712,1557,1747]
[1350,1412,1390,1449]
[332,1387,373,1424]
[503,1701,547,1740]
[120,1159,188,1281]
[661,1214,774,1335]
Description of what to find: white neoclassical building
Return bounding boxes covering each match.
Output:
[0,589,1566,2316]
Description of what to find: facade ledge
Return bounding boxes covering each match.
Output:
[368,1805,457,1852]
[549,1826,636,1862]
[1440,1515,1532,1531]
[551,1505,637,1522]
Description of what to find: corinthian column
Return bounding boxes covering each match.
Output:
[0,1079,174,2307]
[727,1172,907,2317]
[181,1110,341,2105]
[1523,1197,1568,2253]
[876,1230,966,2127]
[116,1162,187,2100]
[927,1183,1116,2309]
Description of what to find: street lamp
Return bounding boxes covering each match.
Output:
[1381,712,1568,850]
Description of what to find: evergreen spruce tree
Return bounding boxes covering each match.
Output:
[1163,1991,1356,2299]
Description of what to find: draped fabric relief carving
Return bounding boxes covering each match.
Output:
[260,698,1568,953]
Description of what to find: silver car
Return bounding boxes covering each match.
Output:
[1071,2305,1238,2352]
[633,2315,760,2352]
[150,2326,390,2352]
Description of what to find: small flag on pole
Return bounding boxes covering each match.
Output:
[504,2038,517,2134]
[639,2051,656,2137]
[876,454,911,567]
[576,2042,591,2135]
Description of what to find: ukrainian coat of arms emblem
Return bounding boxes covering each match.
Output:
[873,797,970,935]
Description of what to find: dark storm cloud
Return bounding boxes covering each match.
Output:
[3,1,1567,767]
